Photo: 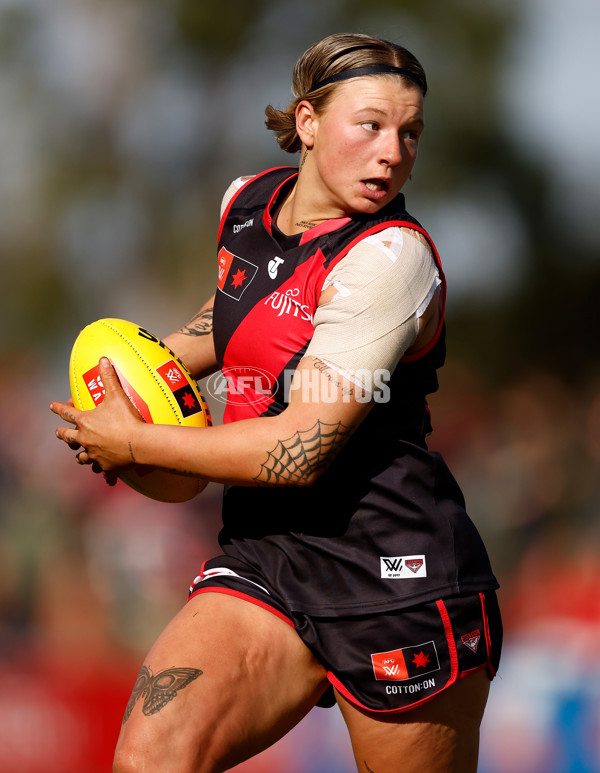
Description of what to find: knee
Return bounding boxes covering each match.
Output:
[113,741,161,773]
[112,746,135,773]
[113,735,223,773]
[113,741,143,773]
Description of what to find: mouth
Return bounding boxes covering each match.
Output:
[361,178,391,199]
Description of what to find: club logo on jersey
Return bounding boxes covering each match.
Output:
[217,246,258,300]
[156,360,202,418]
[460,630,481,653]
[380,555,427,579]
[268,256,284,279]
[371,641,440,681]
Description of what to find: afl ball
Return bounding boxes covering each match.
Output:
[69,318,211,503]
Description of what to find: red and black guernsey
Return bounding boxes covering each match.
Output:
[213,167,498,616]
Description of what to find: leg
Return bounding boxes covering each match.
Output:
[113,592,330,773]
[336,668,491,773]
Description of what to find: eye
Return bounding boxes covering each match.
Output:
[402,129,421,143]
[361,121,380,132]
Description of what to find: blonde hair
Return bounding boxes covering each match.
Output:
[265,32,427,154]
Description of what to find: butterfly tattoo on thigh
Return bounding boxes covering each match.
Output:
[122,665,202,724]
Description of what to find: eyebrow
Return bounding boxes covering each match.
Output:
[355,107,424,123]
[355,107,388,117]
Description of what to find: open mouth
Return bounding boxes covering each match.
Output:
[363,179,389,193]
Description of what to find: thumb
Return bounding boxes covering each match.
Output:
[97,357,144,422]
[98,356,121,393]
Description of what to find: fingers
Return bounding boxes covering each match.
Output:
[103,470,118,487]
[98,356,121,392]
[77,449,118,486]
[52,357,129,473]
[76,450,91,465]
[76,450,107,476]
[55,426,80,447]
[52,402,81,448]
[76,449,103,472]
[50,400,81,424]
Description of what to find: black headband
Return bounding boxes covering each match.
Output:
[307,65,423,94]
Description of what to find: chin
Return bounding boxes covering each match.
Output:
[354,198,388,215]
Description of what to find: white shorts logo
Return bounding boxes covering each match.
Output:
[380,555,427,579]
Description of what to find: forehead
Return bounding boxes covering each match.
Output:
[326,75,424,117]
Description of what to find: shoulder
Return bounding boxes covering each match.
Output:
[219,166,298,217]
[360,225,433,260]
[328,226,437,293]
[220,176,255,218]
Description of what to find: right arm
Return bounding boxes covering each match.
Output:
[162,176,255,380]
[163,295,218,380]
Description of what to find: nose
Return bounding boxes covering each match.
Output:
[379,131,403,167]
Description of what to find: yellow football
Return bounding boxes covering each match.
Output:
[69,318,211,503]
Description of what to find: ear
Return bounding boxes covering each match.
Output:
[295,100,317,149]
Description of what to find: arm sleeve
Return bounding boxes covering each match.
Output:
[304,227,440,388]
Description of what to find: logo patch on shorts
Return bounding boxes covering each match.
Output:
[371,641,440,681]
[380,555,427,579]
[461,630,481,653]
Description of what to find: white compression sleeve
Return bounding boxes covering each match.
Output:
[305,227,440,387]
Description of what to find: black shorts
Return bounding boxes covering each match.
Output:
[188,555,502,713]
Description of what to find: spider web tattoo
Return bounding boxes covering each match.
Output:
[254,419,352,485]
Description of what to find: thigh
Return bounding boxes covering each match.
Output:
[114,592,330,773]
[336,668,490,773]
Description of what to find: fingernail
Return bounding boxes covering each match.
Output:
[100,357,109,367]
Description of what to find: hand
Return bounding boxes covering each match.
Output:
[50,357,145,473]
[51,395,112,481]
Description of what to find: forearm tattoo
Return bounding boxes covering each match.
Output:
[179,306,213,337]
[122,665,202,724]
[254,419,352,485]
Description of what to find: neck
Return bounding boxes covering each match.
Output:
[274,181,324,235]
[274,152,344,235]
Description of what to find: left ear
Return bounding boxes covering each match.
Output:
[296,100,317,149]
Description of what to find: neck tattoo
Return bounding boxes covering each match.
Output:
[295,220,318,230]
[299,148,309,172]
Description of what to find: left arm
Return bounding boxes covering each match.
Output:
[51,226,440,486]
[51,353,372,487]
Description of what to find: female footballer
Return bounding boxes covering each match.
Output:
[51,32,502,773]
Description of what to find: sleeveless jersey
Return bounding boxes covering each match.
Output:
[212,167,498,616]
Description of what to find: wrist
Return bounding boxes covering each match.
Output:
[126,421,147,467]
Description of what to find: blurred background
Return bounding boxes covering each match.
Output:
[1,0,599,770]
